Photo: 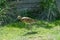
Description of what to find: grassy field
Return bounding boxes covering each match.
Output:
[0,20,60,40]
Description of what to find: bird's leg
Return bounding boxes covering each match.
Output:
[24,23,30,29]
[27,23,33,32]
[24,23,28,29]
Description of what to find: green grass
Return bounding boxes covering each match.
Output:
[0,20,60,40]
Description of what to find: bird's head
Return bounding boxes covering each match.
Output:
[17,15,22,20]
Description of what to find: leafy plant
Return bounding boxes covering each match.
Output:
[39,0,60,21]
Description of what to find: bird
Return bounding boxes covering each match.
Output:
[17,15,37,34]
[17,16,36,24]
[17,15,37,29]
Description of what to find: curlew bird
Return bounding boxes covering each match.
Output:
[17,16,37,31]
[17,16,38,34]
[17,16,36,24]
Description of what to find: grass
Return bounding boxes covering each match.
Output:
[0,20,60,40]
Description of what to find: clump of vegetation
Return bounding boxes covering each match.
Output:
[39,0,60,21]
[0,0,17,25]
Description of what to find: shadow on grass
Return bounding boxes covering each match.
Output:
[23,31,37,36]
